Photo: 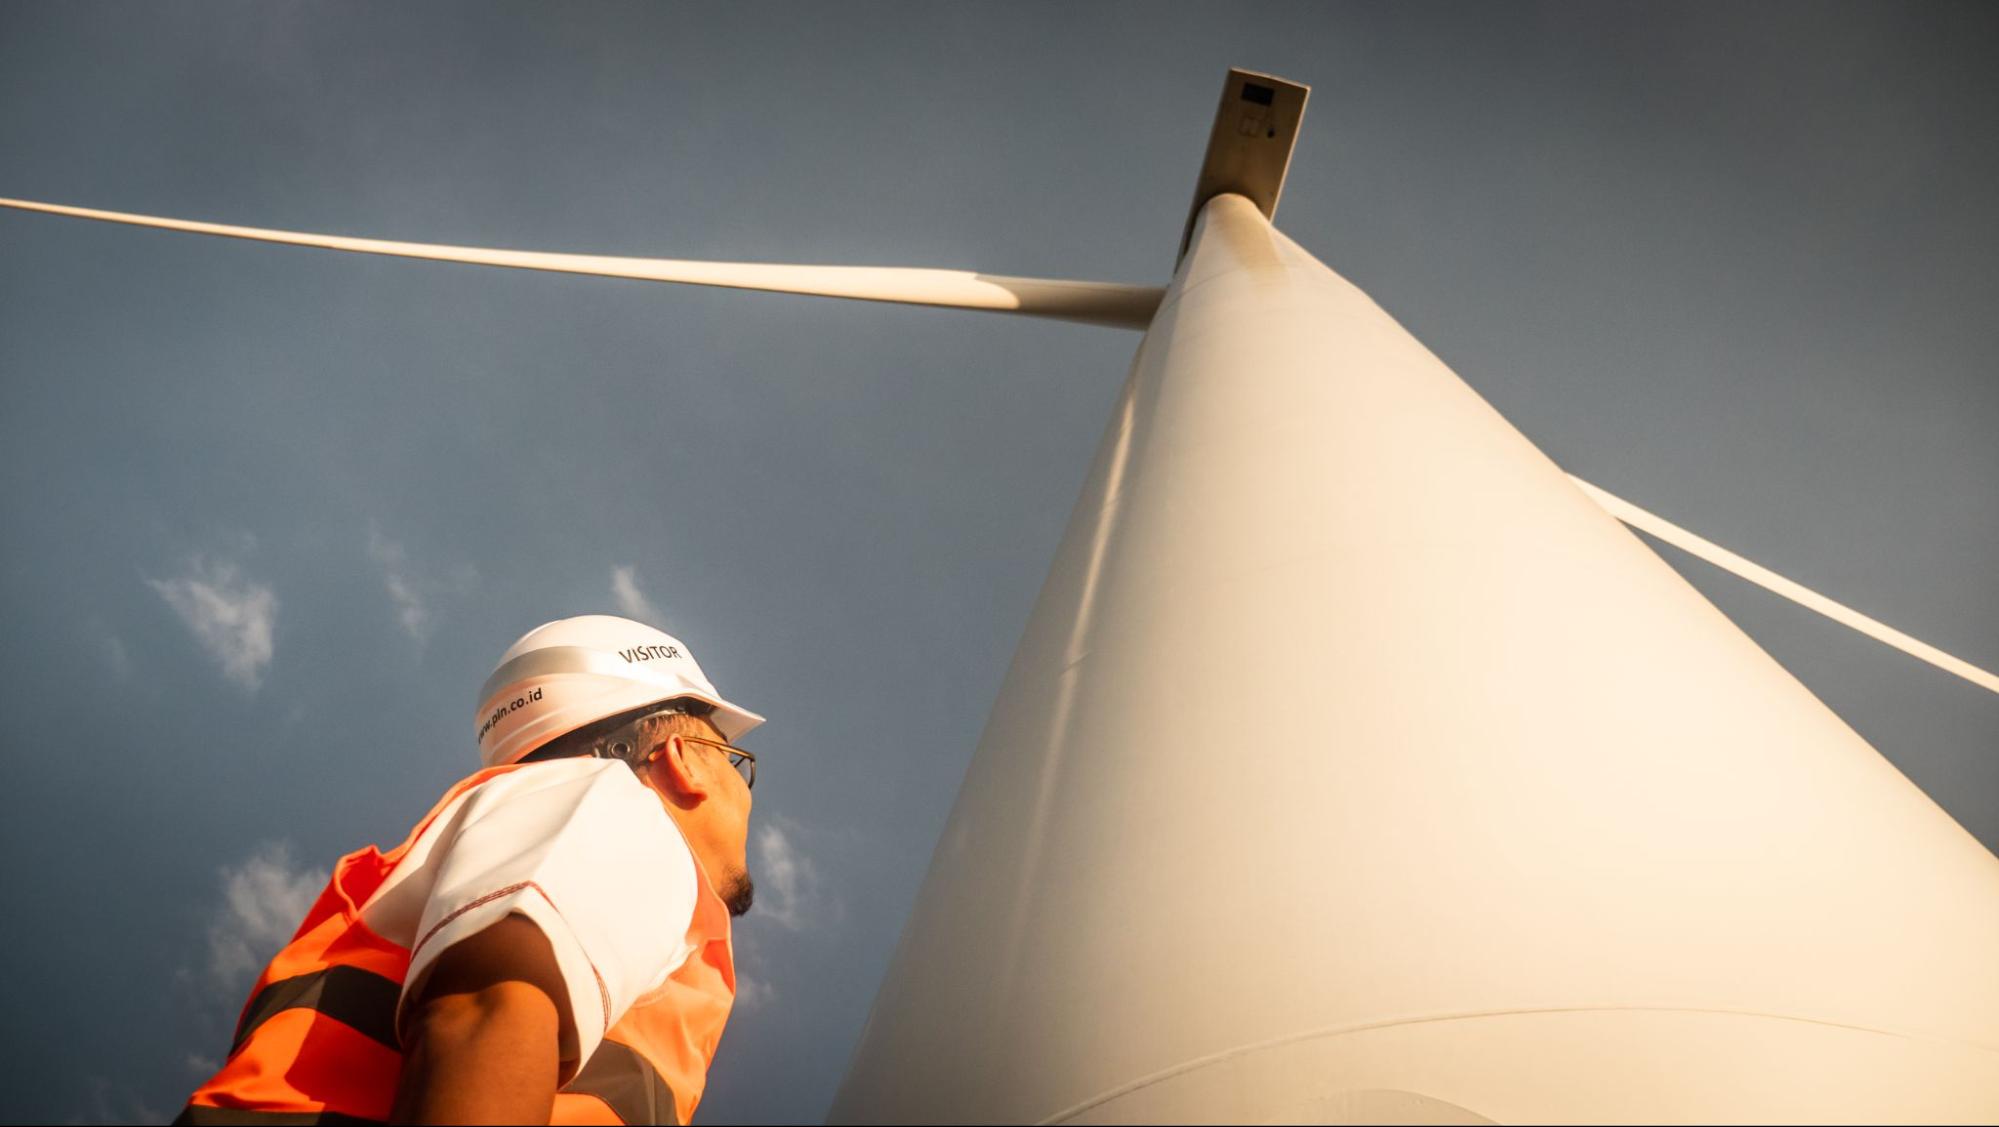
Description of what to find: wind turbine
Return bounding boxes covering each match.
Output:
[6,69,1996,1124]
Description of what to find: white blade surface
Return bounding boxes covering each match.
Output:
[1573,475,1999,695]
[0,197,1164,329]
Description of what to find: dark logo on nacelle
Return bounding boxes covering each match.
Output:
[618,643,681,663]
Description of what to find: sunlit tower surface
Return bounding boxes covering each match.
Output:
[826,72,1999,1124]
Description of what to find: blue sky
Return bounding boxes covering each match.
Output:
[1,3,1994,1122]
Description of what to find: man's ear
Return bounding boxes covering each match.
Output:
[651,733,711,801]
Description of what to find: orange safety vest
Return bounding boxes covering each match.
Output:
[176,763,737,1126]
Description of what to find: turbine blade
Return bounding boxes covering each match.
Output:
[1572,474,1999,695]
[0,197,1163,329]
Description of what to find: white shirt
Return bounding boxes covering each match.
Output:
[360,758,701,1073]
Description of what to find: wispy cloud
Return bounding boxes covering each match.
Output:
[104,635,133,681]
[204,841,328,995]
[731,820,839,1009]
[158,841,329,1118]
[68,1077,164,1126]
[368,526,430,641]
[733,972,778,1010]
[610,565,661,623]
[728,925,781,1010]
[148,555,277,690]
[751,819,825,932]
[364,525,479,643]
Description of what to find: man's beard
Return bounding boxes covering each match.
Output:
[723,870,755,917]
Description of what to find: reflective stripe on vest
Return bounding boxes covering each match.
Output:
[179,763,733,1126]
[569,1041,681,1126]
[233,967,400,1053]
[174,1108,384,1126]
[202,966,680,1125]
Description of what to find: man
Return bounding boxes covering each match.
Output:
[176,615,765,1126]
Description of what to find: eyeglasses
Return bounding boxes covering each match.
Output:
[675,734,757,790]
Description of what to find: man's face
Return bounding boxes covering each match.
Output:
[672,716,756,917]
[698,737,756,917]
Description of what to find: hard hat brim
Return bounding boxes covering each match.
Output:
[475,641,766,766]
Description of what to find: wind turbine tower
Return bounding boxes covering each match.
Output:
[825,70,1999,1124]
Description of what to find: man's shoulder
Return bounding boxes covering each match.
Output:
[371,755,694,933]
[456,755,639,804]
[451,757,687,858]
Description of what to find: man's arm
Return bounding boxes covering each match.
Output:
[391,914,573,1125]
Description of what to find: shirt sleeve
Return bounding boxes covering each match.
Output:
[388,759,701,1076]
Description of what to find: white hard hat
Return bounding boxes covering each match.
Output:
[474,614,766,768]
